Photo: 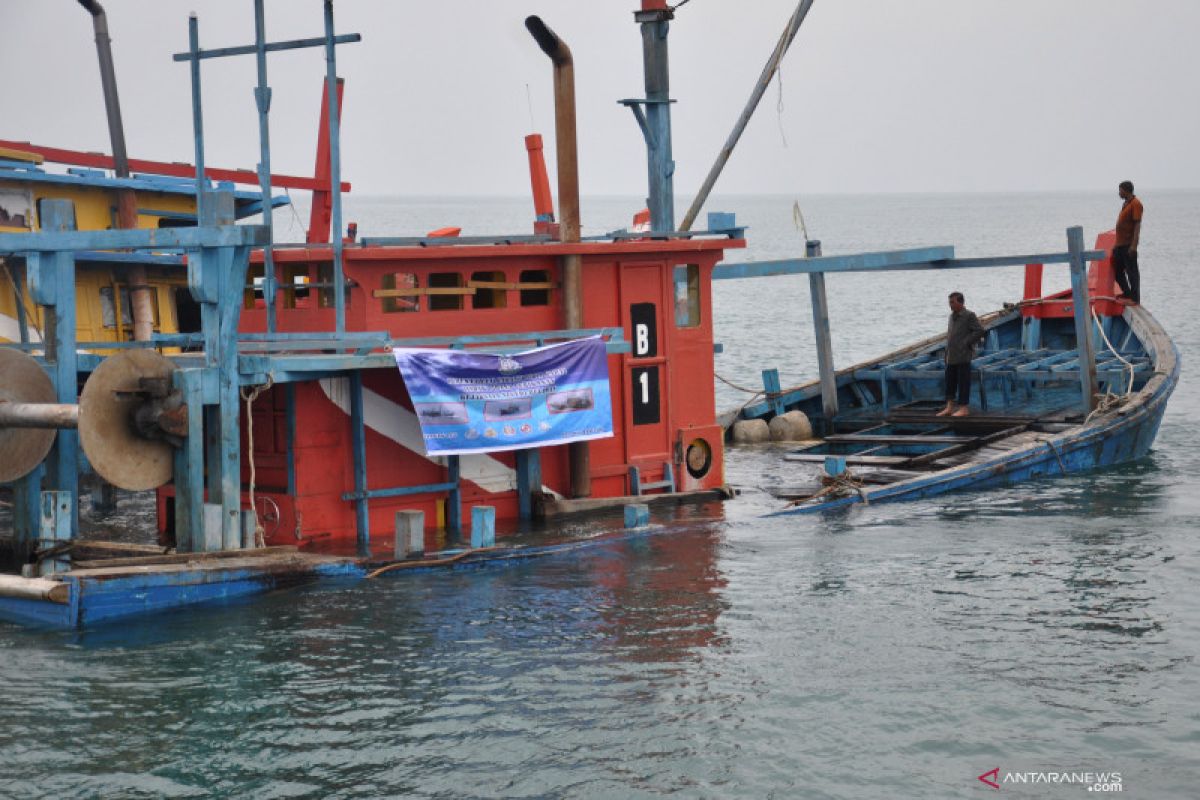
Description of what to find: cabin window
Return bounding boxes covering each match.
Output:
[519,269,551,306]
[428,272,464,311]
[674,264,701,328]
[100,284,160,332]
[378,272,420,313]
[99,285,132,329]
[282,265,311,309]
[317,263,349,308]
[470,271,508,309]
[174,287,202,335]
[244,263,265,309]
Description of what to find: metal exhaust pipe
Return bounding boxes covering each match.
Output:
[525,16,590,498]
[77,0,154,342]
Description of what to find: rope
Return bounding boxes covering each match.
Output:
[1,259,44,343]
[366,546,503,579]
[240,376,275,548]
[788,469,869,507]
[1036,437,1068,475]
[670,0,693,10]
[715,372,765,394]
[1091,305,1137,397]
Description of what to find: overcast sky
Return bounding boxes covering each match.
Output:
[2,0,1198,197]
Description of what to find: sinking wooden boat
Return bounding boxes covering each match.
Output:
[726,248,1180,514]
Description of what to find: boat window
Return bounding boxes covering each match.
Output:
[519,269,551,306]
[470,271,508,309]
[379,272,420,313]
[675,264,701,327]
[428,272,464,311]
[174,287,202,336]
[317,263,348,309]
[100,284,160,333]
[99,285,132,329]
[244,263,265,310]
[282,265,311,309]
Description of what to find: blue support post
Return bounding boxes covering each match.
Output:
[193,191,247,550]
[1067,226,1099,412]
[624,503,650,528]
[323,0,346,332]
[824,456,847,477]
[515,448,541,521]
[637,8,675,233]
[349,370,370,555]
[172,369,205,553]
[446,455,462,539]
[761,368,786,417]
[807,241,839,433]
[253,0,278,333]
[27,200,80,539]
[470,506,496,549]
[188,14,207,223]
[38,491,73,575]
[394,510,424,559]
[12,464,44,560]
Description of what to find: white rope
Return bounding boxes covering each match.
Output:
[241,376,275,548]
[1091,305,1136,396]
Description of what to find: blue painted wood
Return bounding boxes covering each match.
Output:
[515,449,541,521]
[340,481,458,502]
[471,506,496,549]
[12,464,44,554]
[172,33,361,61]
[761,368,785,417]
[188,13,207,222]
[624,503,650,528]
[252,0,278,334]
[323,0,346,333]
[0,222,268,255]
[446,455,462,538]
[1067,226,1099,412]
[30,201,80,539]
[808,269,838,427]
[714,247,1109,280]
[628,466,642,496]
[824,456,847,476]
[38,491,73,574]
[173,369,205,552]
[1022,316,1042,351]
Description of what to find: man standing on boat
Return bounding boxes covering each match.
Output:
[937,292,986,418]
[1113,180,1143,306]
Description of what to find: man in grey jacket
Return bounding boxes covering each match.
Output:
[937,291,987,417]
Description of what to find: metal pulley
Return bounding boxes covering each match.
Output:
[0,348,60,483]
[79,349,183,491]
[0,348,186,490]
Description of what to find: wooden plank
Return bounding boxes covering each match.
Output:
[824,434,978,445]
[783,453,916,466]
[70,545,300,570]
[371,287,476,298]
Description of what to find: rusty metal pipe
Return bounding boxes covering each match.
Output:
[0,401,79,429]
[77,0,154,342]
[525,16,590,498]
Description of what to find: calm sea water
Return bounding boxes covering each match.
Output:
[1,192,1197,799]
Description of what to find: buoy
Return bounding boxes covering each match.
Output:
[768,410,813,442]
[731,418,770,444]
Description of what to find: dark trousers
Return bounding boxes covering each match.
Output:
[1112,245,1140,303]
[945,362,972,406]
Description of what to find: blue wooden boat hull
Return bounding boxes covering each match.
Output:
[757,305,1180,516]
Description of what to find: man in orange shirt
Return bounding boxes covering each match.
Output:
[1113,180,1143,306]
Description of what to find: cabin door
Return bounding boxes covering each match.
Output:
[619,262,671,472]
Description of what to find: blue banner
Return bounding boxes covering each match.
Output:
[393,336,614,456]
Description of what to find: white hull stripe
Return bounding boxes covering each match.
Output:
[319,378,561,498]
